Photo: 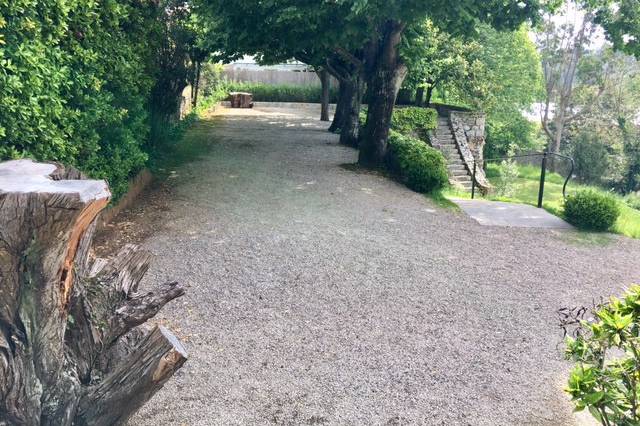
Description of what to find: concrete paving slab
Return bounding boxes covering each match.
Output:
[452,198,573,229]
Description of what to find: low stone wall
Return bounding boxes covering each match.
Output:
[98,168,153,228]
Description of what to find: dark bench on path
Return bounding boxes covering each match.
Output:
[229,91,253,108]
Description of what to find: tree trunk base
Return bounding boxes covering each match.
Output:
[0,159,187,425]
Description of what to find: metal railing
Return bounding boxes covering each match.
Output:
[471,151,575,208]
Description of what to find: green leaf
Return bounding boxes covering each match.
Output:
[588,406,603,423]
[584,391,605,405]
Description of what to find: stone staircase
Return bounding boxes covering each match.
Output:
[434,116,473,191]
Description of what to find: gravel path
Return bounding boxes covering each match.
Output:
[130,105,640,425]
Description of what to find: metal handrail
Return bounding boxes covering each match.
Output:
[471,151,575,208]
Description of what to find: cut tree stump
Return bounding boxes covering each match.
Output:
[229,91,254,108]
[0,159,187,425]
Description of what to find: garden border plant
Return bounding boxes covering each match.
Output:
[562,285,640,425]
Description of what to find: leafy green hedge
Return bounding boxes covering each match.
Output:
[391,107,438,139]
[0,0,198,201]
[386,131,448,193]
[224,82,339,103]
[564,189,621,231]
[0,0,165,199]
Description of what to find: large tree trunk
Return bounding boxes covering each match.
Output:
[339,75,364,148]
[192,60,201,108]
[317,68,330,122]
[0,159,186,425]
[415,87,425,107]
[425,84,435,107]
[359,20,408,168]
[328,81,347,133]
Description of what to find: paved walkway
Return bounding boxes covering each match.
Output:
[129,105,640,425]
[453,198,573,229]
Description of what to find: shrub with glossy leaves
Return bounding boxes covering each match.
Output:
[386,131,448,193]
[564,189,621,231]
[564,285,640,425]
[0,0,199,200]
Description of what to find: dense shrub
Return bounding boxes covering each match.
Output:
[485,113,543,159]
[386,131,448,193]
[564,189,621,231]
[571,132,611,185]
[0,0,160,199]
[564,285,640,424]
[391,107,438,140]
[0,0,198,200]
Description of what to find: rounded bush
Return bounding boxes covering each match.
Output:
[387,131,448,193]
[564,189,621,231]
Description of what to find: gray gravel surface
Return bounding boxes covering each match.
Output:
[130,105,640,425]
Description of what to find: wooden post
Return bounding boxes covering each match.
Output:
[0,159,187,425]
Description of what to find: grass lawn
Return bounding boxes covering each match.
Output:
[444,163,640,239]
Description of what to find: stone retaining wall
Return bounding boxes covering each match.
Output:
[449,111,490,192]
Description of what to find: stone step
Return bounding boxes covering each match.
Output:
[443,154,461,161]
[439,146,457,151]
[448,164,466,171]
[444,153,463,160]
[452,181,473,191]
[451,170,470,178]
[452,177,471,184]
[443,154,463,161]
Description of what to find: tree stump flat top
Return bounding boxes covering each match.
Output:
[229,92,254,108]
[0,159,110,202]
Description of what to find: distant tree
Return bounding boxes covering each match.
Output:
[567,48,640,191]
[343,1,551,168]
[473,25,545,158]
[403,23,544,158]
[537,0,640,172]
[571,131,611,184]
[538,4,598,168]
[401,21,484,107]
